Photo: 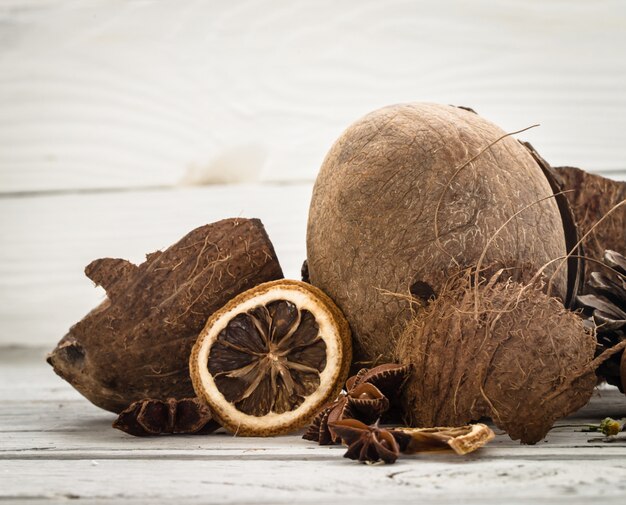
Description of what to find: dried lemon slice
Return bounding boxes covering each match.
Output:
[190,279,352,436]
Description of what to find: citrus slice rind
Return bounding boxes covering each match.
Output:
[190,279,351,436]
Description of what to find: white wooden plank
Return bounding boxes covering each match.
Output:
[2,349,626,503]
[2,458,626,505]
[0,184,311,346]
[0,0,625,193]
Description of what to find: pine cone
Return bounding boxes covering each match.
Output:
[577,250,626,392]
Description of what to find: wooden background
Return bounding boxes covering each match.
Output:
[1,0,625,348]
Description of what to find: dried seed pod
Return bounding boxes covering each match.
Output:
[48,218,283,413]
[395,273,597,444]
[113,398,219,436]
[307,103,572,366]
[303,363,410,444]
[329,419,411,464]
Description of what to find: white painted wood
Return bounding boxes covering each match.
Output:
[2,459,626,504]
[1,349,626,504]
[0,0,625,193]
[0,184,311,346]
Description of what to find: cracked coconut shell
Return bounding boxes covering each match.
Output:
[556,166,626,281]
[395,273,597,444]
[307,103,572,366]
[47,218,283,413]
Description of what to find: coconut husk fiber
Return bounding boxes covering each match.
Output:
[47,218,283,413]
[395,271,597,444]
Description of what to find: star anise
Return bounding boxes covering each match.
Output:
[303,363,412,444]
[113,398,220,437]
[329,419,412,464]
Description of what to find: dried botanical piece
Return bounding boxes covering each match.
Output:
[307,103,573,366]
[329,419,412,464]
[577,250,626,392]
[396,423,495,455]
[330,418,494,464]
[556,166,626,275]
[48,218,283,413]
[395,272,597,444]
[189,279,352,436]
[113,398,220,437]
[598,417,625,437]
[521,142,584,306]
[301,259,310,283]
[303,363,411,444]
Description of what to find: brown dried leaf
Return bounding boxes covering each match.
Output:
[397,423,495,455]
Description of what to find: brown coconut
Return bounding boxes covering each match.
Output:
[395,273,597,444]
[47,218,283,413]
[307,103,571,366]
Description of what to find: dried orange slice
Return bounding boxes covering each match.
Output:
[190,279,352,436]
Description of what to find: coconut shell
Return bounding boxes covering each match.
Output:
[556,166,626,284]
[520,142,584,307]
[307,103,569,366]
[395,274,597,444]
[47,218,283,413]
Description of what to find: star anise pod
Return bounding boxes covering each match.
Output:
[329,419,412,464]
[577,250,626,392]
[113,398,220,437]
[303,363,411,444]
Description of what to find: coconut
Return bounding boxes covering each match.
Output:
[394,272,597,444]
[48,218,283,413]
[306,103,571,366]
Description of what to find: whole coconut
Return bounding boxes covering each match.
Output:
[307,103,570,366]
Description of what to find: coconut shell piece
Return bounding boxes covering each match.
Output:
[395,273,597,444]
[48,218,283,413]
[396,423,495,455]
[556,166,626,280]
[521,142,584,307]
[307,103,571,367]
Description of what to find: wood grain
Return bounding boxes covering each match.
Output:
[0,0,624,193]
[1,349,626,504]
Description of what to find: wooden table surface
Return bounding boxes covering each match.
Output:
[1,346,626,504]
